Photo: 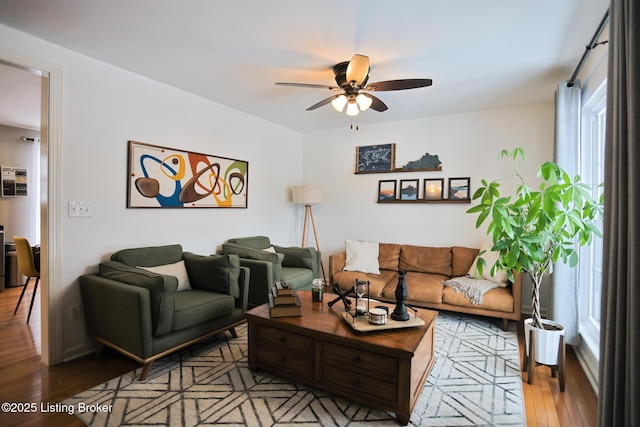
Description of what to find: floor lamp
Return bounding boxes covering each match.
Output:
[292,185,326,282]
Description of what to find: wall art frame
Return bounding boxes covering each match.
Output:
[423,178,444,200]
[399,179,419,201]
[355,143,396,173]
[448,177,471,201]
[378,180,397,201]
[127,140,248,208]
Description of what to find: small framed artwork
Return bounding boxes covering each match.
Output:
[399,179,419,200]
[423,178,444,200]
[355,143,396,173]
[448,177,471,200]
[378,180,397,201]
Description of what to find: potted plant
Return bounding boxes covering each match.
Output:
[467,148,603,365]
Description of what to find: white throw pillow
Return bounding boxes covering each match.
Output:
[139,260,192,291]
[262,246,277,253]
[467,245,509,286]
[343,240,380,274]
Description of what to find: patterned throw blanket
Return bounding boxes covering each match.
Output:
[443,276,500,304]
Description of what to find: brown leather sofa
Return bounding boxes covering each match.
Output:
[329,243,521,331]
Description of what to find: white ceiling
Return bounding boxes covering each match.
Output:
[0,0,609,132]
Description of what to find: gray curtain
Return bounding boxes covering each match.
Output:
[551,81,581,345]
[598,1,640,426]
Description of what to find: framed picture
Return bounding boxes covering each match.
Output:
[127,140,248,208]
[378,180,397,201]
[423,178,444,200]
[355,143,396,173]
[448,177,471,200]
[399,179,419,201]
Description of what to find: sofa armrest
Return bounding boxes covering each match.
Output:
[79,274,154,359]
[98,261,177,336]
[236,266,250,311]
[221,242,283,281]
[328,251,346,286]
[274,245,321,277]
[511,271,523,318]
[236,258,275,306]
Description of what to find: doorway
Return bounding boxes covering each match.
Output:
[0,50,63,366]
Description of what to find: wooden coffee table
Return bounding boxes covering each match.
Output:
[246,290,437,425]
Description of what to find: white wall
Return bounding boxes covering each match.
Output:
[303,103,555,311]
[0,24,304,359]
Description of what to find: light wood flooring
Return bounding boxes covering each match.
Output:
[0,283,597,426]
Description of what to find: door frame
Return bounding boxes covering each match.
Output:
[0,47,63,366]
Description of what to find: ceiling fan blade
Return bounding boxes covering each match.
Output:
[364,78,433,91]
[275,82,339,90]
[346,54,369,86]
[306,95,340,111]
[367,94,388,112]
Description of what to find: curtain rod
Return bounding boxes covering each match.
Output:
[567,9,610,87]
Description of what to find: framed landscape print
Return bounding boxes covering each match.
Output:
[400,179,419,200]
[127,140,248,208]
[448,177,470,201]
[423,178,444,200]
[355,143,396,173]
[378,180,397,201]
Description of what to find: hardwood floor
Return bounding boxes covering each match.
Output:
[0,284,597,426]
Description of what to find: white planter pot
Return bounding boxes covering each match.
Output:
[524,318,565,365]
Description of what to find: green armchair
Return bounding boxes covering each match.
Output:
[79,244,249,380]
[221,236,321,306]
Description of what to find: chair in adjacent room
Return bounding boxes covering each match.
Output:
[12,236,40,323]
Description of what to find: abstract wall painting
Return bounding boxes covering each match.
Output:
[127,140,248,208]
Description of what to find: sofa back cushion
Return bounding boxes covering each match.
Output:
[451,246,480,277]
[379,243,402,271]
[227,236,271,250]
[111,244,184,267]
[399,245,452,276]
[183,253,241,298]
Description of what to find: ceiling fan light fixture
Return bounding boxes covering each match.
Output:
[346,99,360,116]
[331,94,348,112]
[356,93,373,111]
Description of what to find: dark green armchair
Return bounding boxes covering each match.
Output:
[79,244,249,380]
[221,236,321,306]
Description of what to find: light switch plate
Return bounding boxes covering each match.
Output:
[68,201,93,217]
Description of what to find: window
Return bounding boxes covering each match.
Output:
[578,79,606,364]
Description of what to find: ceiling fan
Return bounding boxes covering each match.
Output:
[275,54,432,117]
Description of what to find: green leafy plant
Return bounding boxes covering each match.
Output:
[467,148,603,329]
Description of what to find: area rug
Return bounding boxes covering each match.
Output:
[65,312,525,426]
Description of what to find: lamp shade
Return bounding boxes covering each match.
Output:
[292,185,323,204]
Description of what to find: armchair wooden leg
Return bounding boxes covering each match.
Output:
[502,318,509,332]
[138,362,154,381]
[229,327,238,338]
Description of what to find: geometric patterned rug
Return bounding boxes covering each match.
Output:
[65,312,525,426]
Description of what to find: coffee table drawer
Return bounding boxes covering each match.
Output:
[321,342,397,381]
[257,325,314,353]
[256,345,313,378]
[321,365,396,404]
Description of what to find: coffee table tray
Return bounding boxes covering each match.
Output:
[340,311,425,332]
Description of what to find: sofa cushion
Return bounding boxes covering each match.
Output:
[333,269,397,298]
[382,271,447,303]
[343,240,380,274]
[172,290,235,331]
[111,244,184,267]
[183,253,241,298]
[138,260,192,291]
[399,245,452,277]
[379,243,402,271]
[227,236,271,250]
[451,246,480,277]
[99,261,177,336]
[443,285,514,313]
[467,246,509,285]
